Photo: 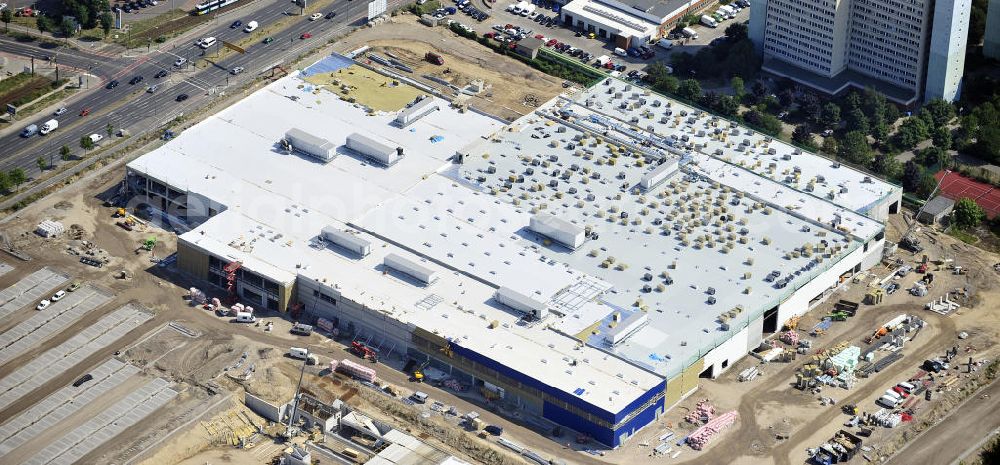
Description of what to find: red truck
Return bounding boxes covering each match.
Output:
[425,52,444,65]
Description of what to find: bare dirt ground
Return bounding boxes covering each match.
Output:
[336,14,566,121]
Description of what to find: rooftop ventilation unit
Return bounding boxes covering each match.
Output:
[285,128,336,162]
[640,158,679,191]
[395,96,439,127]
[529,213,585,249]
[346,133,403,166]
[604,312,649,346]
[494,287,549,320]
[384,253,438,285]
[321,226,372,257]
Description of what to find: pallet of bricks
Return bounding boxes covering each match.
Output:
[682,400,738,450]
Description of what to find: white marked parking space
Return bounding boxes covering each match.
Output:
[0,262,12,278]
[0,359,141,457]
[0,304,153,411]
[0,268,71,320]
[0,285,114,366]
[21,377,176,465]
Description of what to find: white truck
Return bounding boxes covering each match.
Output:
[718,5,737,17]
[681,27,698,39]
[39,119,58,135]
[701,15,718,28]
[595,54,611,66]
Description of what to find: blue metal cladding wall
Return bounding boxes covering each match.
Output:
[543,396,665,447]
[613,379,666,423]
[450,342,615,423]
[543,400,615,446]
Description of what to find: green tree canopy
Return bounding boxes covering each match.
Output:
[837,131,873,165]
[953,197,986,229]
[821,103,841,129]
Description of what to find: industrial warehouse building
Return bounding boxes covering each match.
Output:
[124,56,901,447]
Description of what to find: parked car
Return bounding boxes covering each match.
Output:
[230,20,242,28]
[262,37,274,44]
[325,11,336,18]
[51,290,66,301]
[105,80,119,89]
[230,66,244,75]
[54,107,67,116]
[89,133,104,143]
[176,93,189,102]
[36,299,51,310]
[300,32,312,39]
[174,57,187,67]
[67,281,82,292]
[129,75,144,85]
[154,69,168,78]
[309,12,322,20]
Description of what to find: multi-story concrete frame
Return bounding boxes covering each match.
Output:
[751,0,971,104]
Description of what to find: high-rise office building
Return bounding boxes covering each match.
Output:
[750,0,971,104]
[985,0,1000,59]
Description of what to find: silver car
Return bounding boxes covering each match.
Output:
[230,66,245,75]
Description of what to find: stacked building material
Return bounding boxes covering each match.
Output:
[780,330,800,346]
[686,411,738,450]
[337,359,377,382]
[442,379,466,391]
[828,346,861,372]
[872,409,902,428]
[684,400,715,424]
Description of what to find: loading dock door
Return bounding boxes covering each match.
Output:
[763,306,779,333]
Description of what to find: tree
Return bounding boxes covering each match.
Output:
[902,161,922,193]
[871,152,901,178]
[922,98,956,128]
[846,108,869,134]
[716,95,739,117]
[1,9,12,33]
[0,171,9,193]
[60,145,72,161]
[821,103,841,129]
[792,125,816,148]
[871,117,890,145]
[99,12,113,37]
[646,62,671,84]
[36,15,55,33]
[677,79,702,102]
[843,91,862,114]
[36,157,47,172]
[653,75,679,95]
[59,17,76,37]
[799,92,822,126]
[837,131,873,165]
[106,122,114,138]
[821,137,838,156]
[80,135,94,151]
[724,22,748,40]
[892,117,931,151]
[916,173,938,198]
[730,76,745,100]
[932,126,952,150]
[953,198,985,229]
[8,168,26,191]
[744,110,783,136]
[700,91,721,110]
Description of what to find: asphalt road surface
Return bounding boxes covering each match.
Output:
[886,377,1000,465]
[0,0,375,177]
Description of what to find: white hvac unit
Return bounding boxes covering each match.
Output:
[346,133,403,166]
[321,226,372,257]
[395,97,439,127]
[529,213,585,249]
[384,253,438,285]
[494,287,548,320]
[285,128,337,162]
[640,158,679,191]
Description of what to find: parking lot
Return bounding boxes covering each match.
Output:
[441,0,750,78]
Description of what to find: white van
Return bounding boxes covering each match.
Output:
[613,47,627,57]
[39,119,58,135]
[411,391,429,403]
[243,20,258,32]
[657,38,673,50]
[289,347,309,360]
[883,389,902,402]
[877,395,900,408]
[897,382,916,393]
[199,37,217,49]
[236,311,256,323]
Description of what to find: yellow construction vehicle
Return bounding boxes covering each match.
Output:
[113,207,127,218]
[784,316,800,331]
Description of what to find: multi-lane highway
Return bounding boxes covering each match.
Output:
[0,0,375,178]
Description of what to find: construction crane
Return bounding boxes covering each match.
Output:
[899,170,951,253]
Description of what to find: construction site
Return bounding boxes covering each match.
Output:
[0,20,997,465]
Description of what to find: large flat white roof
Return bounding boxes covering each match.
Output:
[127,62,887,403]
